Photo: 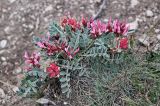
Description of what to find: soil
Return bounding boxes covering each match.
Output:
[0,0,160,106]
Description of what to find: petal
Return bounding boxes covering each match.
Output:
[49,72,56,78]
[36,42,46,48]
[24,51,29,59]
[46,67,53,73]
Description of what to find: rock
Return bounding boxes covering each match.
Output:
[115,13,121,17]
[138,35,150,46]
[4,26,12,34]
[2,62,7,66]
[146,10,153,17]
[63,102,68,105]
[0,88,5,98]
[0,40,7,48]
[36,98,56,105]
[130,0,139,8]
[28,24,34,29]
[15,67,22,74]
[45,5,53,12]
[157,34,160,40]
[153,44,160,51]
[2,100,5,104]
[1,57,6,61]
[155,29,160,33]
[128,19,139,30]
[8,0,16,3]
[95,0,101,3]
[12,87,19,93]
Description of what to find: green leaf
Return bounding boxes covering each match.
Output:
[60,77,70,82]
[27,68,47,79]
[79,68,86,76]
[49,22,64,37]
[69,30,80,50]
[62,87,69,93]
[32,87,38,93]
[33,36,41,43]
[60,71,66,76]
[61,82,69,88]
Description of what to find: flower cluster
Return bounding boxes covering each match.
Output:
[64,46,80,59]
[61,16,81,31]
[20,16,130,98]
[86,18,129,50]
[89,20,107,39]
[46,63,60,78]
[113,19,129,36]
[36,40,65,55]
[119,37,128,49]
[23,16,130,78]
[23,51,40,70]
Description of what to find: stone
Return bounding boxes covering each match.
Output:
[45,5,53,12]
[0,40,7,48]
[2,62,7,66]
[1,57,6,61]
[153,44,160,51]
[36,98,56,105]
[130,0,139,8]
[15,67,22,74]
[155,29,160,33]
[28,24,34,29]
[63,102,68,105]
[146,10,153,17]
[0,88,5,98]
[4,26,11,34]
[12,87,19,93]
[8,0,16,3]
[128,19,139,30]
[157,34,160,40]
[138,35,150,46]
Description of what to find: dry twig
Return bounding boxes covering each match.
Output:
[93,0,107,20]
[0,79,17,88]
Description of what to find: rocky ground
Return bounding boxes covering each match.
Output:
[0,0,160,106]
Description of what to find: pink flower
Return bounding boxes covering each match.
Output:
[81,16,88,27]
[90,20,107,38]
[64,46,80,59]
[61,16,80,31]
[119,38,128,49]
[61,16,68,27]
[87,18,94,28]
[46,44,61,55]
[36,42,46,48]
[113,19,129,36]
[106,17,113,32]
[24,51,40,68]
[46,63,60,78]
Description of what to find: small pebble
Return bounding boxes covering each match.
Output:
[138,34,150,46]
[130,0,139,8]
[12,87,19,93]
[8,0,16,3]
[15,67,22,74]
[1,57,6,61]
[155,29,160,33]
[0,88,5,98]
[0,40,7,48]
[157,34,160,40]
[146,10,153,17]
[45,5,53,12]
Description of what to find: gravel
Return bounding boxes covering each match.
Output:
[0,0,160,105]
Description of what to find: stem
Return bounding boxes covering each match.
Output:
[81,40,95,55]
